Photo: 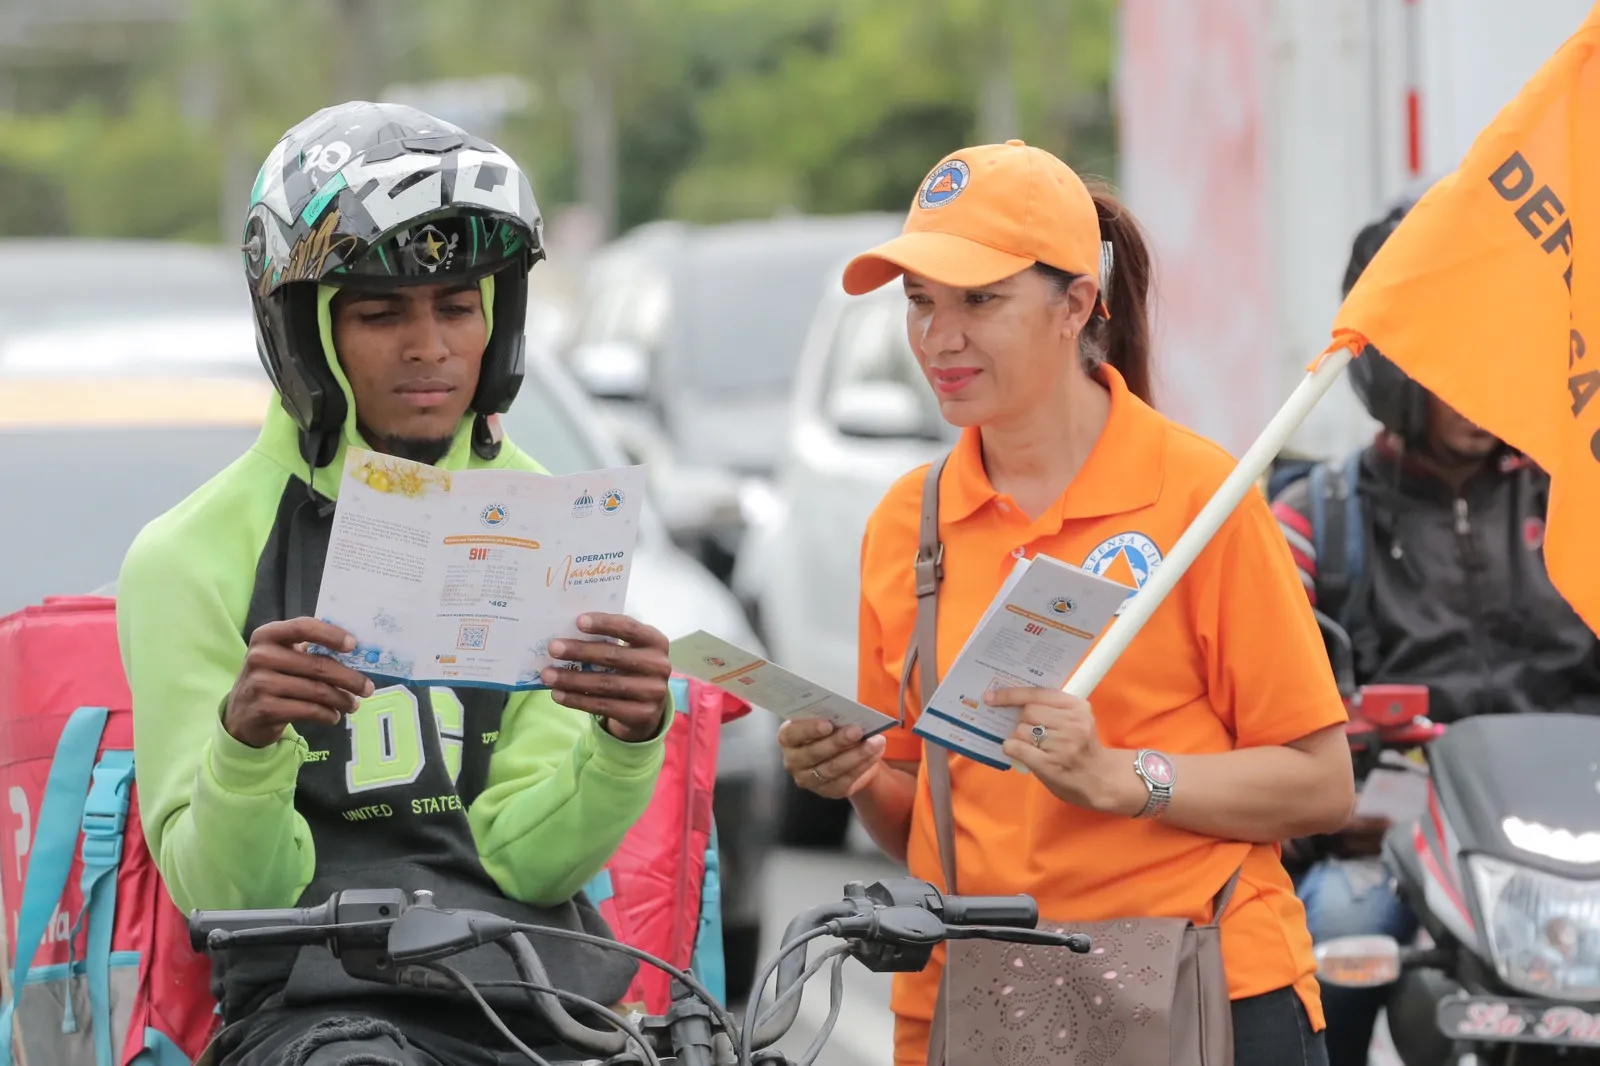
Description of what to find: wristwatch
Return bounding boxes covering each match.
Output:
[1132,749,1176,819]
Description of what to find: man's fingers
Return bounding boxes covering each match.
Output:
[551,690,659,729]
[246,642,374,696]
[253,616,356,653]
[546,638,671,678]
[257,672,364,714]
[567,613,668,651]
[542,668,666,703]
[257,696,344,729]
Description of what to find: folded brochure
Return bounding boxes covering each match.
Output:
[312,446,646,690]
[914,553,1130,770]
[668,631,897,736]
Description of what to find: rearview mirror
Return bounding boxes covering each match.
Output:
[569,340,650,400]
[829,381,932,440]
[1313,934,1401,988]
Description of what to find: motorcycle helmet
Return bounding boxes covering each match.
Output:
[1342,196,1431,447]
[241,100,545,466]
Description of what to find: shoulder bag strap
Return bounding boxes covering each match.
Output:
[1207,864,1246,927]
[905,455,961,1066]
[900,453,958,894]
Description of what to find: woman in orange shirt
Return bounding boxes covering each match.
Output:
[778,140,1354,1066]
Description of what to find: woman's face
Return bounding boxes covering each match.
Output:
[902,267,1097,428]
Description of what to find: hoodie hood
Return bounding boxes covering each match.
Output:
[252,275,539,497]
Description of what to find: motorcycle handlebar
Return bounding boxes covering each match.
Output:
[939,895,1039,928]
[188,899,334,950]
[189,881,1082,1066]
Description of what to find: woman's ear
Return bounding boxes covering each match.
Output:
[1068,275,1099,326]
[1062,275,1100,339]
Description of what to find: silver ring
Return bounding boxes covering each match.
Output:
[1030,724,1048,748]
[811,767,827,783]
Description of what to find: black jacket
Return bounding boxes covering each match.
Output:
[1271,440,1600,723]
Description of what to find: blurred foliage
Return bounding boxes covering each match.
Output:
[0,0,1117,241]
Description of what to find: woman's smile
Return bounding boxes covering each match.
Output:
[932,366,983,395]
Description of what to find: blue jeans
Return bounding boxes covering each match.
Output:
[1296,857,1419,1066]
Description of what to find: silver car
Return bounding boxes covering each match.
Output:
[733,267,956,848]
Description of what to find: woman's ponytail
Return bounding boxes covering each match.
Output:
[1083,189,1155,405]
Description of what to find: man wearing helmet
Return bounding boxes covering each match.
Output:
[116,102,673,1065]
[1270,199,1600,1066]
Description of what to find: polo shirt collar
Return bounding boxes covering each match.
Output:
[938,363,1167,525]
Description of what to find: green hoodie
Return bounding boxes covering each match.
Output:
[116,283,669,921]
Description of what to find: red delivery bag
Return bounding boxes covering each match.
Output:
[584,675,750,1013]
[0,596,217,1066]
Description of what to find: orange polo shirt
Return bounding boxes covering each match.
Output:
[858,364,1347,1063]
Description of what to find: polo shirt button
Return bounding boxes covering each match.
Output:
[997,501,1011,514]
[1012,546,1027,559]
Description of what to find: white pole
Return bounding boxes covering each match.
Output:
[1062,345,1356,699]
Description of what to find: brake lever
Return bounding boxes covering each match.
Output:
[944,926,1094,953]
[838,906,948,973]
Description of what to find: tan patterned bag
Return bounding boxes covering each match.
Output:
[902,453,1240,1065]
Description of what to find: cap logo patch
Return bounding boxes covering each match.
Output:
[918,159,970,209]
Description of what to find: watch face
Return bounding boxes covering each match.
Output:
[1139,750,1175,787]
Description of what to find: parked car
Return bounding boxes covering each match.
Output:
[562,213,904,582]
[496,338,781,1004]
[0,238,246,340]
[733,266,956,848]
[0,283,780,1003]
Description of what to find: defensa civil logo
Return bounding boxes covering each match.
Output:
[1083,532,1163,615]
[1048,596,1076,616]
[479,503,509,528]
[600,489,626,515]
[918,159,970,209]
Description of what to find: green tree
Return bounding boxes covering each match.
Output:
[0,0,1118,240]
[666,0,1117,221]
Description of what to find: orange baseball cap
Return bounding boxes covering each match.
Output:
[842,139,1104,296]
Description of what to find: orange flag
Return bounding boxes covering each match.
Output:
[1324,2,1600,635]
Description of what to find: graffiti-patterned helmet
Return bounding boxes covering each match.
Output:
[242,100,545,465]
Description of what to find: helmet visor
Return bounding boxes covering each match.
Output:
[331,211,539,288]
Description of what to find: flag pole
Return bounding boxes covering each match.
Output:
[1063,344,1357,699]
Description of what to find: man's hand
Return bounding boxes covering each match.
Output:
[993,688,1146,817]
[542,614,672,743]
[778,718,887,799]
[1330,814,1391,857]
[225,618,375,749]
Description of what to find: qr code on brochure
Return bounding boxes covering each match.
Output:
[456,623,490,651]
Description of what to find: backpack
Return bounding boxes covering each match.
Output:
[1302,450,1370,632]
[0,595,217,1066]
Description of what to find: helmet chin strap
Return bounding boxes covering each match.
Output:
[471,412,503,460]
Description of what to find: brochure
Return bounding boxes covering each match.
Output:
[312,447,646,689]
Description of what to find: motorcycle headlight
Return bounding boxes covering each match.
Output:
[1467,854,1600,1000]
